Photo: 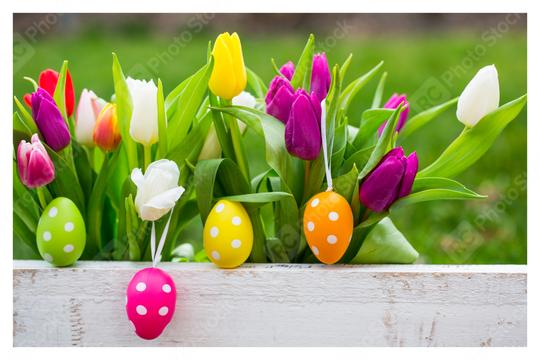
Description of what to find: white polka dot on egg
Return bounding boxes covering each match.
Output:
[329,211,339,221]
[136,282,146,292]
[232,216,242,226]
[211,250,221,260]
[231,239,242,248]
[64,222,74,232]
[158,306,169,316]
[327,235,338,244]
[43,231,52,241]
[210,226,219,238]
[215,203,225,213]
[307,222,315,232]
[162,284,172,293]
[312,246,319,256]
[48,207,58,218]
[43,253,53,262]
[63,244,74,253]
[136,305,147,316]
[311,198,320,207]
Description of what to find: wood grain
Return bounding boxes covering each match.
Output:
[13,261,526,346]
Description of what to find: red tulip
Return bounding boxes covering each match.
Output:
[23,68,75,117]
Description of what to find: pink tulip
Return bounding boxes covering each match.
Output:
[17,134,55,188]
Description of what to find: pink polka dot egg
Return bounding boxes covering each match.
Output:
[126,267,176,340]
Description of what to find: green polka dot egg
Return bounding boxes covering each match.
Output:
[36,197,86,267]
[203,200,253,268]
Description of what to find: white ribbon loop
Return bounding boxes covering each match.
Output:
[151,209,175,267]
[320,99,332,191]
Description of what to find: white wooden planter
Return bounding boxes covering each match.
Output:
[13,260,526,347]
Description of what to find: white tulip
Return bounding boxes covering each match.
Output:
[75,89,106,146]
[198,91,256,160]
[131,159,185,221]
[126,77,159,146]
[456,65,500,127]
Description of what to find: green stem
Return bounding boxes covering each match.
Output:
[222,98,250,180]
[144,145,152,171]
[302,160,311,201]
[36,187,48,210]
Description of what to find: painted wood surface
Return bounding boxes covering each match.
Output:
[13,261,526,346]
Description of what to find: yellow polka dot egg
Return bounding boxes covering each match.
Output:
[303,191,354,264]
[36,197,86,267]
[203,200,253,268]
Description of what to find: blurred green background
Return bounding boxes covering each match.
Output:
[13,14,527,264]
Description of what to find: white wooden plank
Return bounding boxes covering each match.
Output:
[13,261,526,346]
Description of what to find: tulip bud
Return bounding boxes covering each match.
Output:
[285,89,322,160]
[17,134,55,188]
[279,61,295,80]
[199,91,255,160]
[131,159,185,221]
[378,94,410,135]
[311,53,331,101]
[359,147,418,212]
[75,89,106,147]
[265,76,295,124]
[31,88,71,151]
[209,32,247,100]
[457,65,499,127]
[93,103,121,151]
[126,78,159,147]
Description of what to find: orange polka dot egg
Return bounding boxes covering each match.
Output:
[203,200,253,268]
[303,191,354,264]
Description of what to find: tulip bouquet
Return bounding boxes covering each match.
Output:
[13,32,527,267]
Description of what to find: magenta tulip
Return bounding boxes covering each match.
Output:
[359,147,418,212]
[265,76,295,124]
[285,89,322,160]
[31,88,71,151]
[378,94,410,135]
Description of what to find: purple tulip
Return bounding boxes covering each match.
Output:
[17,134,55,188]
[31,88,71,151]
[265,76,296,124]
[279,61,295,80]
[285,89,322,160]
[378,94,410,135]
[310,53,331,101]
[359,147,418,212]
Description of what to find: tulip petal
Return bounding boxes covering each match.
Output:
[34,96,71,151]
[456,65,499,127]
[280,61,295,80]
[266,80,295,123]
[229,33,247,97]
[360,156,406,212]
[398,151,419,198]
[285,93,321,160]
[209,33,237,100]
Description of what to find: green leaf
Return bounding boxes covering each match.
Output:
[338,53,353,83]
[339,61,384,112]
[53,60,69,124]
[351,218,418,264]
[352,108,393,149]
[340,145,374,175]
[167,59,214,150]
[290,34,315,90]
[399,97,458,140]
[391,177,486,209]
[358,105,401,180]
[333,164,359,203]
[13,97,38,134]
[167,110,213,167]
[371,72,388,108]
[112,53,138,170]
[13,112,31,136]
[153,79,167,159]
[330,121,348,174]
[124,194,141,261]
[419,94,527,178]
[246,67,268,99]
[220,191,292,204]
[165,74,192,117]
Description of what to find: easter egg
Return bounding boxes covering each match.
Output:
[126,267,176,340]
[303,191,354,264]
[203,200,253,268]
[36,197,86,267]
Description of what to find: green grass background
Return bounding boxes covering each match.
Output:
[13,27,527,264]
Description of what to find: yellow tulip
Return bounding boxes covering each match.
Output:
[209,32,247,100]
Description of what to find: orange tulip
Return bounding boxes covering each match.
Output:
[93,103,121,151]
